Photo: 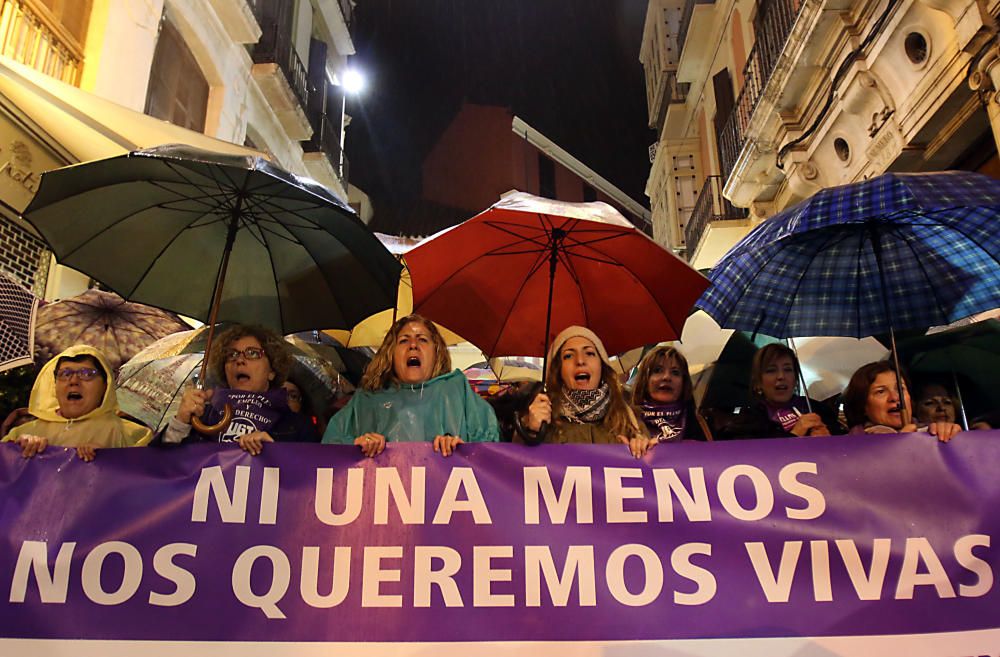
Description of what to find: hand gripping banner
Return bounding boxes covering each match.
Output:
[2,433,1000,656]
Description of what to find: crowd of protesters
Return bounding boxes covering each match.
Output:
[2,314,993,460]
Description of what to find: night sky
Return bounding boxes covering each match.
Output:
[345,0,654,226]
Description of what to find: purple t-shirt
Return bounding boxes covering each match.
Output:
[764,395,810,432]
[640,401,687,442]
[209,388,289,443]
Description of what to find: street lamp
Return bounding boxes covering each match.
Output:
[342,68,365,96]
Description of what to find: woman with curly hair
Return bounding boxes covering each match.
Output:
[632,345,710,442]
[517,326,651,457]
[162,324,316,453]
[322,314,499,456]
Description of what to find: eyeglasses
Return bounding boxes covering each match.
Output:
[225,347,266,362]
[55,367,101,382]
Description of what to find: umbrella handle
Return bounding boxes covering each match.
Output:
[191,403,233,436]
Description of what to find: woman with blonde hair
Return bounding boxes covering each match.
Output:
[323,314,499,456]
[518,326,651,457]
[632,345,709,442]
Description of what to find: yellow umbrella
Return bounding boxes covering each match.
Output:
[324,268,465,348]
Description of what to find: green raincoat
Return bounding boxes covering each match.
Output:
[323,370,499,443]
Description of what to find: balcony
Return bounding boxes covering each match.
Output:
[718,0,803,183]
[302,111,349,193]
[0,0,83,85]
[675,0,715,81]
[684,175,748,257]
[677,0,714,57]
[250,0,312,140]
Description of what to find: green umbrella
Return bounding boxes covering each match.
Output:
[23,145,401,335]
[896,319,1000,420]
[24,145,400,434]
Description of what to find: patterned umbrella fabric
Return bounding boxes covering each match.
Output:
[697,171,1000,338]
[34,289,188,373]
[0,273,38,373]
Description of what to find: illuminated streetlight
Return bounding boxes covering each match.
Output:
[342,68,365,95]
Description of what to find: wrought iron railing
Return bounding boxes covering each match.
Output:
[718,0,803,182]
[251,0,310,111]
[0,0,83,84]
[677,0,715,62]
[684,175,748,256]
[304,111,349,189]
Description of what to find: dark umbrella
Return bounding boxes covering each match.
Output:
[0,273,38,373]
[896,319,1000,422]
[698,331,782,409]
[697,171,1000,415]
[23,144,401,432]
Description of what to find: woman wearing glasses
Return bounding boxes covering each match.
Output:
[3,344,152,460]
[162,325,316,453]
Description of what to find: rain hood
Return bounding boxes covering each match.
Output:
[4,344,151,447]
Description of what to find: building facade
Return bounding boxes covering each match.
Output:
[0,0,358,300]
[641,0,1000,269]
[381,101,652,237]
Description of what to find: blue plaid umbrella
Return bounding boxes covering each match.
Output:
[697,171,1000,338]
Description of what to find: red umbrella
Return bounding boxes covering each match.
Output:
[407,192,709,366]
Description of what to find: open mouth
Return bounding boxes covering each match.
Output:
[235,372,251,383]
[67,392,83,401]
[574,372,591,383]
[406,356,422,367]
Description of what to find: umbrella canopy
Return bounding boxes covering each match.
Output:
[323,268,465,348]
[22,144,401,335]
[286,331,372,388]
[34,289,189,373]
[677,311,889,405]
[697,171,1000,338]
[692,331,888,407]
[407,191,709,359]
[463,358,543,383]
[0,273,38,373]
[116,329,349,431]
[895,318,1000,417]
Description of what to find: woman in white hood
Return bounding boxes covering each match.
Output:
[3,344,152,461]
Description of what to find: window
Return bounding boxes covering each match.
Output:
[145,18,209,133]
[538,155,555,199]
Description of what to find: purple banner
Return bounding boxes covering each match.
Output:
[2,433,999,645]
